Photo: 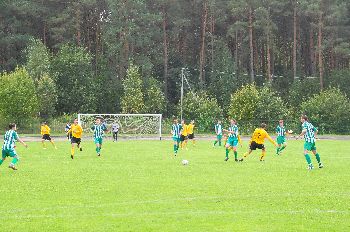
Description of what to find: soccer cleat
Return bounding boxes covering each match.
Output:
[318,163,324,168]
[8,164,17,170]
[260,159,265,162]
[238,158,244,162]
[71,155,74,159]
[235,159,238,162]
[80,147,83,151]
[307,164,314,170]
[224,157,229,161]
[97,153,101,157]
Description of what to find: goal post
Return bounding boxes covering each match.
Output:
[78,114,162,140]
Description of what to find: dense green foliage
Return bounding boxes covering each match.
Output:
[301,88,350,134]
[0,140,349,231]
[0,0,350,133]
[181,91,223,132]
[0,68,39,126]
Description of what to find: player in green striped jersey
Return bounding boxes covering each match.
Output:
[299,115,323,170]
[223,119,242,161]
[91,117,108,156]
[171,118,182,155]
[276,119,288,155]
[213,120,223,147]
[1,123,28,170]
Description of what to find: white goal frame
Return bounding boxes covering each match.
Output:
[78,113,162,140]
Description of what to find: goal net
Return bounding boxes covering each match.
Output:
[78,114,162,140]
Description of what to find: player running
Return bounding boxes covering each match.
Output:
[40,122,57,149]
[187,120,196,146]
[224,119,242,162]
[1,123,28,170]
[239,123,277,162]
[171,118,182,156]
[213,120,223,147]
[67,118,83,159]
[91,117,108,157]
[180,119,189,150]
[298,115,323,170]
[276,119,289,155]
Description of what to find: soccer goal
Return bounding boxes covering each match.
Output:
[78,114,162,140]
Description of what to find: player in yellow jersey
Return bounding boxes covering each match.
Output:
[187,120,196,146]
[180,119,189,149]
[40,122,57,149]
[239,123,277,162]
[67,118,83,159]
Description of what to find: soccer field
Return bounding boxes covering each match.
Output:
[0,139,349,231]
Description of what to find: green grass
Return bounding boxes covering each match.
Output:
[0,139,349,231]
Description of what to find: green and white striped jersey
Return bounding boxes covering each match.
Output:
[228,125,239,139]
[2,130,19,150]
[171,124,182,138]
[276,125,286,137]
[215,124,222,135]
[302,122,317,143]
[91,124,107,139]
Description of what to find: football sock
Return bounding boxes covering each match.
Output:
[280,146,286,152]
[0,159,3,165]
[276,147,280,153]
[96,147,99,154]
[71,147,75,156]
[219,140,221,146]
[234,151,238,159]
[225,149,229,158]
[173,144,177,152]
[260,151,266,160]
[315,153,321,163]
[304,154,312,165]
[214,141,217,146]
[11,157,18,165]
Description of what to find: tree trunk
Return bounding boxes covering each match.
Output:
[309,26,315,76]
[235,30,239,77]
[293,6,297,79]
[199,0,208,84]
[248,7,254,82]
[162,6,168,102]
[210,11,215,71]
[76,5,81,46]
[43,23,47,45]
[318,11,324,90]
[267,32,271,82]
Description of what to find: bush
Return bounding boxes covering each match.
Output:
[0,67,39,127]
[121,64,145,113]
[180,91,223,132]
[51,44,96,113]
[288,78,320,108]
[144,77,166,114]
[228,84,289,133]
[301,88,350,134]
[37,74,58,118]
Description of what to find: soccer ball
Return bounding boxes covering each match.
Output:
[288,130,294,134]
[182,160,189,165]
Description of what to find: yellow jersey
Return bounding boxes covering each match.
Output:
[187,124,194,134]
[41,125,50,135]
[250,128,277,146]
[68,124,83,138]
[181,124,189,136]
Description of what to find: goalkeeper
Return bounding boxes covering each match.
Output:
[239,123,277,162]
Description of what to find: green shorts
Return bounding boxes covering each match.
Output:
[172,137,180,143]
[94,137,103,145]
[226,138,238,147]
[277,136,286,145]
[304,142,316,151]
[217,134,222,140]
[2,149,17,159]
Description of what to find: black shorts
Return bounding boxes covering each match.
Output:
[250,141,264,150]
[180,135,188,142]
[71,137,81,145]
[188,133,194,139]
[42,134,52,141]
